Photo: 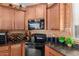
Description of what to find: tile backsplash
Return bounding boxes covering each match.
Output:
[30,30,63,37]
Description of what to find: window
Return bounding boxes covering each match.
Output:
[72,3,79,39]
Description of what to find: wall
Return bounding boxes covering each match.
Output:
[30,30,66,37]
[72,3,79,39]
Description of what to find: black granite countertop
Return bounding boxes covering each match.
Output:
[0,40,25,47]
[46,43,79,56]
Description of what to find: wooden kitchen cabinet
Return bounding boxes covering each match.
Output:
[25,4,47,30]
[0,43,25,56]
[47,4,60,30]
[26,4,46,19]
[11,44,22,56]
[36,4,47,29]
[36,4,46,19]
[26,6,36,19]
[45,45,63,56]
[25,6,36,30]
[65,4,72,35]
[0,46,10,56]
[47,3,65,31]
[0,5,25,30]
[9,8,15,30]
[0,6,3,29]
[0,52,9,56]
[11,43,25,56]
[65,4,72,28]
[0,45,9,51]
[0,7,12,30]
[21,42,25,56]
[15,10,24,30]
[45,45,50,56]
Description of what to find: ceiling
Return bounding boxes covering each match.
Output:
[13,3,37,7]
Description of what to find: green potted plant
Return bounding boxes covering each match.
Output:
[59,36,65,43]
[59,36,65,46]
[65,36,74,47]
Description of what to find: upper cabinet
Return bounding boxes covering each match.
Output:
[26,6,36,19]
[25,6,36,30]
[0,7,12,30]
[36,4,47,29]
[65,4,72,30]
[25,4,47,30]
[36,4,46,19]
[9,8,15,30]
[65,4,72,36]
[15,10,25,30]
[0,3,71,31]
[26,4,46,19]
[0,5,25,30]
[47,4,65,31]
[47,4,60,30]
[0,6,3,29]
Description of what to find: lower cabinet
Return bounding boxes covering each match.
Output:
[45,45,50,56]
[0,51,9,56]
[10,44,22,56]
[0,46,10,56]
[45,45,63,56]
[0,43,25,56]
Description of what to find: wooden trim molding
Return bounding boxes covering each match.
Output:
[47,3,56,8]
[59,3,65,31]
[0,3,26,12]
[25,3,47,8]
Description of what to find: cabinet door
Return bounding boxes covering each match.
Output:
[9,8,15,30]
[65,4,72,28]
[47,4,60,30]
[45,45,50,56]
[45,45,55,56]
[0,7,12,30]
[11,44,22,56]
[27,6,36,19]
[0,46,9,56]
[36,4,47,29]
[15,10,24,30]
[65,4,72,35]
[21,43,25,56]
[36,4,46,19]
[0,52,9,56]
[0,6,3,29]
[25,6,36,30]
[47,3,65,31]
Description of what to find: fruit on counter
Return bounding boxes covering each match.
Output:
[59,36,65,43]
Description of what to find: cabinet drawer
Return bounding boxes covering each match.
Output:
[0,52,9,56]
[45,45,50,56]
[0,46,9,52]
[0,51,9,56]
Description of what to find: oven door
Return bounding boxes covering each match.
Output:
[34,34,46,43]
[0,35,6,44]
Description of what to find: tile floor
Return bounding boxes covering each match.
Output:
[25,45,42,56]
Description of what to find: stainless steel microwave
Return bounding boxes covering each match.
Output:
[28,19,44,30]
